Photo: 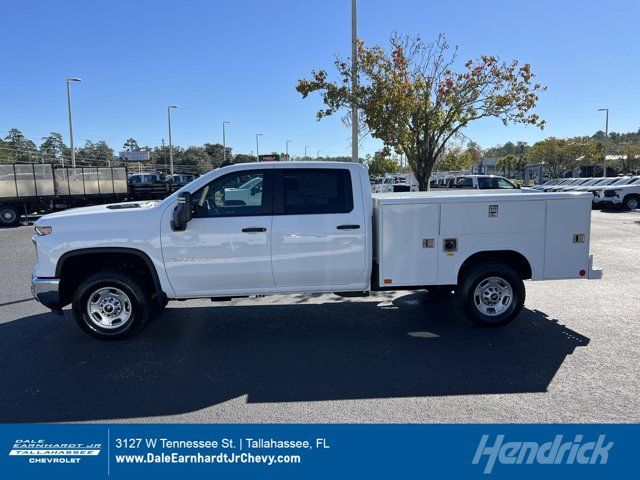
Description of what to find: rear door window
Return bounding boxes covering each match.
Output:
[275,169,353,215]
[477,178,492,189]
[457,177,474,189]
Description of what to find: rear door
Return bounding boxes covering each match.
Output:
[271,167,367,287]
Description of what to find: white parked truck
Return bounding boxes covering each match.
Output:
[31,162,602,340]
[594,177,640,210]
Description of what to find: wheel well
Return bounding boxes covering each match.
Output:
[57,249,162,306]
[458,250,532,283]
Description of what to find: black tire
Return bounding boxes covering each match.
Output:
[0,205,21,227]
[623,195,639,211]
[455,261,525,327]
[72,270,154,340]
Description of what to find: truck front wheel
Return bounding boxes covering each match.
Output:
[455,262,525,327]
[623,195,639,210]
[72,270,153,340]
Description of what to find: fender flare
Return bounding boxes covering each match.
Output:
[55,247,164,297]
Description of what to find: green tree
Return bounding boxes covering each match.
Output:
[233,153,257,164]
[496,154,516,176]
[436,145,478,171]
[123,138,140,152]
[367,147,400,176]
[2,128,37,163]
[617,144,640,174]
[297,33,546,190]
[93,140,115,163]
[524,137,598,178]
[203,143,232,166]
[39,132,68,164]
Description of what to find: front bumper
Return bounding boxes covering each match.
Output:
[31,276,61,310]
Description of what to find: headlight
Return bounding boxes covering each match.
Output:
[34,225,53,236]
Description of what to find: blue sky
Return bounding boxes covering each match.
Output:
[1,0,639,157]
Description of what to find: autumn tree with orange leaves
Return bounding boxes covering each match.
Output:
[297,33,547,190]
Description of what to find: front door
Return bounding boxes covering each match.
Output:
[161,169,274,296]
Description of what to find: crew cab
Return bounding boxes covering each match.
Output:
[594,177,640,210]
[31,162,602,340]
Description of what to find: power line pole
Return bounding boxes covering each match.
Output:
[167,105,178,175]
[598,108,609,177]
[256,133,263,162]
[222,121,230,164]
[66,77,82,168]
[351,0,359,163]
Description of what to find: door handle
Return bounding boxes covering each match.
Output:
[242,227,267,233]
[337,224,360,230]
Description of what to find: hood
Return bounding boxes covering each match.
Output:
[36,201,160,224]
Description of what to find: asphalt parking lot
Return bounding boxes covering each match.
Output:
[0,209,639,424]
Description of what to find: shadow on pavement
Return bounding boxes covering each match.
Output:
[0,291,589,422]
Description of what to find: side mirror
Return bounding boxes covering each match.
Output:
[171,192,193,231]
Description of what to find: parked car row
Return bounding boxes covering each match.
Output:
[533,176,640,210]
[370,174,521,193]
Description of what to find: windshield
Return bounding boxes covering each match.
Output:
[621,177,639,185]
[580,178,600,186]
[591,178,611,185]
[611,177,631,185]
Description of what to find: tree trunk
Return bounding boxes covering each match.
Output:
[411,153,436,191]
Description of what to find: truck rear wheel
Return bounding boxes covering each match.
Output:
[455,261,525,327]
[72,270,153,340]
[0,205,20,227]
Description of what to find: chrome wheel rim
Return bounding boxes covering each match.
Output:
[473,276,513,317]
[1,209,16,223]
[628,198,638,209]
[86,287,132,329]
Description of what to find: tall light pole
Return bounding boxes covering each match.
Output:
[256,133,263,161]
[222,121,230,164]
[304,145,310,160]
[167,105,178,174]
[317,150,321,159]
[286,140,292,160]
[351,0,359,163]
[598,108,609,177]
[66,77,82,168]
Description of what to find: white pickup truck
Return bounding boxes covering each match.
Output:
[593,177,640,210]
[31,162,602,340]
